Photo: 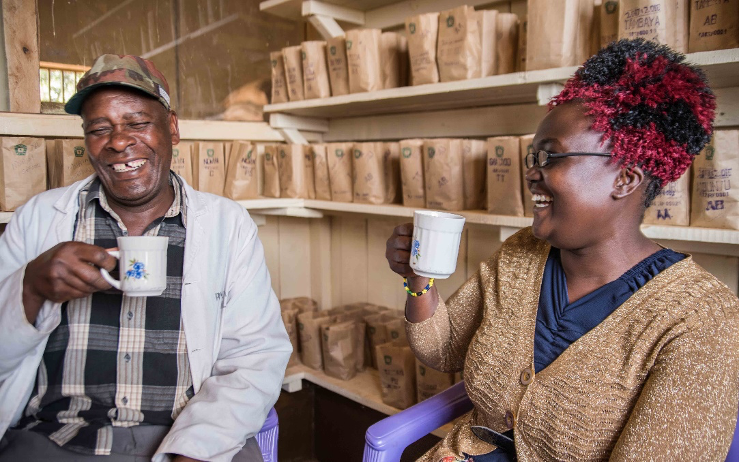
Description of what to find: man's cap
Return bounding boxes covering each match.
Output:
[65,54,171,115]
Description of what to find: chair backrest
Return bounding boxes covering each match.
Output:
[256,407,279,462]
[726,404,739,462]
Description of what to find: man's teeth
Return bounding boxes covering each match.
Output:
[532,194,553,208]
[112,159,147,173]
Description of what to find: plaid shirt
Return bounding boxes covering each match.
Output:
[19,173,193,455]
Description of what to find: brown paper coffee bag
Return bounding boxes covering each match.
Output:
[327,36,350,97]
[462,139,487,210]
[424,138,464,211]
[386,318,407,343]
[333,312,368,372]
[281,308,301,367]
[478,10,498,78]
[406,13,441,85]
[322,321,359,380]
[527,0,581,70]
[691,130,739,230]
[193,142,226,195]
[326,142,353,202]
[303,145,316,200]
[302,41,331,99]
[263,144,281,198]
[674,0,689,52]
[600,0,620,47]
[575,0,596,63]
[48,139,95,189]
[297,312,331,370]
[517,15,528,71]
[377,340,417,409]
[282,297,319,312]
[399,139,425,207]
[224,141,258,200]
[346,29,383,94]
[382,142,401,204]
[519,134,535,218]
[416,359,455,401]
[171,141,194,186]
[487,136,523,216]
[643,171,690,226]
[270,51,289,104]
[312,144,332,201]
[353,142,386,205]
[591,3,603,55]
[437,6,481,82]
[0,137,46,211]
[496,13,519,75]
[618,0,675,46]
[278,144,310,199]
[365,312,396,368]
[283,46,305,102]
[689,0,739,52]
[380,32,409,89]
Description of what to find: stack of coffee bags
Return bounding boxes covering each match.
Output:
[171,142,194,186]
[263,144,281,198]
[302,41,331,100]
[224,141,259,200]
[47,139,95,189]
[312,144,332,201]
[416,359,455,402]
[487,136,524,216]
[690,130,738,230]
[423,139,464,211]
[0,137,46,211]
[377,339,417,409]
[399,139,425,207]
[193,142,226,195]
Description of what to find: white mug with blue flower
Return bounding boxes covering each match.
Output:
[99,236,169,297]
[410,210,465,279]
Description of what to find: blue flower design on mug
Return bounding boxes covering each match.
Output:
[412,239,421,262]
[125,259,149,280]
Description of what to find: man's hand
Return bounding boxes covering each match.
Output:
[22,242,117,324]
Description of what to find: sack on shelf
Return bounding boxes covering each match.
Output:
[399,139,426,208]
[346,29,383,94]
[674,0,689,53]
[590,3,602,56]
[519,134,535,217]
[416,359,455,402]
[424,138,464,211]
[437,5,481,82]
[406,12,441,86]
[47,139,95,189]
[487,136,523,216]
[690,130,739,230]
[281,308,301,367]
[193,142,226,195]
[302,41,331,100]
[0,137,45,211]
[377,340,417,409]
[689,0,738,52]
[297,311,331,370]
[517,15,528,71]
[326,142,354,202]
[333,312,368,372]
[171,141,194,186]
[321,321,359,380]
[327,36,350,97]
[382,142,401,204]
[353,141,386,205]
[617,0,676,47]
[364,312,396,368]
[575,0,596,63]
[478,9,498,78]
[600,0,619,48]
[263,144,281,198]
[224,142,234,168]
[270,51,289,104]
[304,145,316,200]
[496,13,519,75]
[380,32,409,89]
[527,0,584,70]
[462,139,487,210]
[283,45,305,102]
[278,144,311,199]
[312,144,332,201]
[386,318,407,343]
[224,141,258,200]
[643,171,690,226]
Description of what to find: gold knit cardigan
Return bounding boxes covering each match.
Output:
[407,228,739,461]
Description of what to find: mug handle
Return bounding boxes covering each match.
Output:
[99,250,121,290]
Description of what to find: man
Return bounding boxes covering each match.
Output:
[0,55,291,461]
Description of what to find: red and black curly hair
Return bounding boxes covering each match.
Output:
[550,39,716,197]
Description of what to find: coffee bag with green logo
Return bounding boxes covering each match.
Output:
[270,51,289,104]
[346,28,383,94]
[297,312,331,370]
[326,36,350,97]
[462,139,487,210]
[416,358,455,401]
[399,139,425,208]
[643,170,690,226]
[527,0,583,70]
[47,138,95,189]
[353,141,386,204]
[224,141,258,200]
[519,134,535,217]
[171,141,194,186]
[424,138,464,211]
[377,340,417,409]
[690,130,739,230]
[281,308,301,367]
[618,0,676,46]
[437,5,481,82]
[382,142,401,204]
[311,144,331,201]
[517,15,528,71]
[487,136,523,216]
[496,13,519,75]
[600,0,619,48]
[282,45,305,101]
[303,144,317,200]
[263,144,281,198]
[386,318,407,343]
[364,312,396,368]
[477,9,498,78]
[326,142,354,202]
[0,137,46,211]
[302,41,331,99]
[674,0,689,53]
[193,142,226,195]
[278,144,311,199]
[406,12,441,85]
[321,321,359,380]
[689,0,738,52]
[380,32,409,89]
[333,312,368,372]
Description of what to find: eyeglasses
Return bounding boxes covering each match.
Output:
[525,150,611,169]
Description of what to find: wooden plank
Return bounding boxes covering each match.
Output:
[40,61,90,73]
[2,0,40,113]
[310,217,334,309]
[258,215,282,297]
[303,1,365,25]
[269,113,330,132]
[277,216,314,299]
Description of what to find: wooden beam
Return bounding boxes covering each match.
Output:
[308,15,345,40]
[3,0,40,113]
[302,1,365,25]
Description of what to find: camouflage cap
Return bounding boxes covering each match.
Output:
[64,54,171,115]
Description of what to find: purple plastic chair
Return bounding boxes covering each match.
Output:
[256,407,279,462]
[363,383,739,462]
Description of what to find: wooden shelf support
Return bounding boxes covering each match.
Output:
[536,82,564,106]
[308,15,345,40]
[302,1,365,25]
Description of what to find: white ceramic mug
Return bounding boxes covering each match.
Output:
[100,236,169,297]
[409,210,466,279]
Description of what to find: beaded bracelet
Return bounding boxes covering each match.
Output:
[403,277,434,297]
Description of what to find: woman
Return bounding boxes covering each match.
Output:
[386,39,739,461]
